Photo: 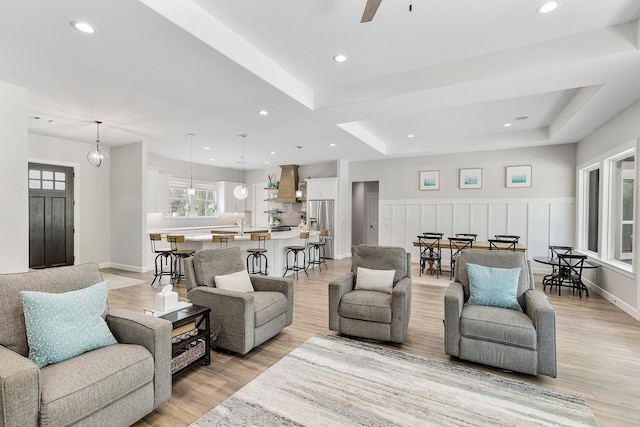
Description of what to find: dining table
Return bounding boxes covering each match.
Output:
[533,255,598,297]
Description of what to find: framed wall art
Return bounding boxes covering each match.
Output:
[505,165,532,188]
[459,168,483,189]
[419,170,440,190]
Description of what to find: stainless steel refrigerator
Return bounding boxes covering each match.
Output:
[307,200,334,259]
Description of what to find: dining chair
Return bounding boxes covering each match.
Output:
[488,237,518,251]
[494,234,520,243]
[447,237,474,279]
[417,233,442,278]
[556,253,588,297]
[542,245,573,291]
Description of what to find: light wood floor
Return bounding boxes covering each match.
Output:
[105,260,640,427]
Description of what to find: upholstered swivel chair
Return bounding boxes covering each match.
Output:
[329,244,411,343]
[184,247,293,355]
[444,249,557,377]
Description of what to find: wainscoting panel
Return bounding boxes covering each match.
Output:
[379,198,575,269]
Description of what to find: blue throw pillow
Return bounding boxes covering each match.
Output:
[19,281,117,368]
[466,263,523,312]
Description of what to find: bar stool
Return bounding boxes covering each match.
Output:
[149,234,173,285]
[167,235,195,284]
[246,233,271,275]
[308,229,329,271]
[211,233,235,248]
[283,231,309,280]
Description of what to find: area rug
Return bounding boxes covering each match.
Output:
[191,334,598,427]
[101,272,147,290]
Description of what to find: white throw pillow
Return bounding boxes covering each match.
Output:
[355,267,395,293]
[214,270,254,292]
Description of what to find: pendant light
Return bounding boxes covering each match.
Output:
[87,121,108,167]
[295,145,303,198]
[187,133,196,196]
[233,134,249,200]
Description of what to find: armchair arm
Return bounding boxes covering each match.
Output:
[105,308,172,408]
[328,272,355,331]
[390,277,412,343]
[444,281,465,357]
[187,287,255,355]
[250,275,294,326]
[523,290,557,378]
[0,346,39,427]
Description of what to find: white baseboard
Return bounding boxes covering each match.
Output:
[583,278,639,320]
[105,263,149,274]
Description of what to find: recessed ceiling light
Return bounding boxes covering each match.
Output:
[537,1,559,14]
[70,21,97,34]
[330,143,336,147]
[203,147,211,150]
[209,158,215,161]
[265,161,270,164]
[270,151,276,155]
[504,123,512,127]
[333,54,347,63]
[407,134,415,138]
[258,110,269,116]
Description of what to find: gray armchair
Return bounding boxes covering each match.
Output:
[0,263,172,427]
[444,249,557,377]
[184,247,293,355]
[329,245,411,343]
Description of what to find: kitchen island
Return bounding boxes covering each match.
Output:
[149,226,315,278]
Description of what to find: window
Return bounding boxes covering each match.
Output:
[168,182,217,217]
[579,147,635,272]
[610,153,634,266]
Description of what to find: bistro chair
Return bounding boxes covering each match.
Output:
[149,233,173,285]
[488,237,518,251]
[211,233,235,248]
[455,233,477,241]
[556,254,589,297]
[283,231,310,280]
[447,236,474,279]
[417,233,443,278]
[308,229,329,271]
[494,234,520,243]
[247,232,271,275]
[542,245,573,290]
[167,235,195,284]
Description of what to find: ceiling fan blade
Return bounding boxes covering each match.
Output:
[361,0,382,23]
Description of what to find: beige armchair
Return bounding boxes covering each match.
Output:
[444,249,557,377]
[329,245,411,343]
[184,247,293,355]
[0,263,172,427]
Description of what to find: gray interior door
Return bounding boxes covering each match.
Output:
[28,163,74,268]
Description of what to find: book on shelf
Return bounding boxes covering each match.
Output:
[172,322,196,337]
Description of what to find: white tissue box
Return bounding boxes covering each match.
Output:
[156,287,179,312]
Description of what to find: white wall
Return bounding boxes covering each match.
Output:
[348,144,577,266]
[111,142,146,272]
[29,133,112,266]
[0,82,28,273]
[576,100,640,319]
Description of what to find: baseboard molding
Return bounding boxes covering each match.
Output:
[583,278,640,320]
[107,263,149,274]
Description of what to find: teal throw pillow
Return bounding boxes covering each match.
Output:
[466,263,523,312]
[19,281,117,368]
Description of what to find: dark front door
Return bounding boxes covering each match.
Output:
[28,163,74,268]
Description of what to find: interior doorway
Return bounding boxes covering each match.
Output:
[28,162,75,268]
[352,181,379,246]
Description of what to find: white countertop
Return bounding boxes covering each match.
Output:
[185,228,314,241]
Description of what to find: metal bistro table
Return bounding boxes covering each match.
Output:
[533,256,598,297]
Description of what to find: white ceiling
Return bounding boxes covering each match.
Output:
[1,0,639,170]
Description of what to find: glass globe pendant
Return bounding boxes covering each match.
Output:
[87,121,108,167]
[234,134,249,200]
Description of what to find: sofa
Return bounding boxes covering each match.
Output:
[184,247,294,355]
[0,263,172,427]
[444,249,557,377]
[329,244,412,343]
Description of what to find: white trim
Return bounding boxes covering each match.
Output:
[108,262,148,274]
[585,278,639,320]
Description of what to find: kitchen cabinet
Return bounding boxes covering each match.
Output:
[217,181,245,213]
[306,177,337,200]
